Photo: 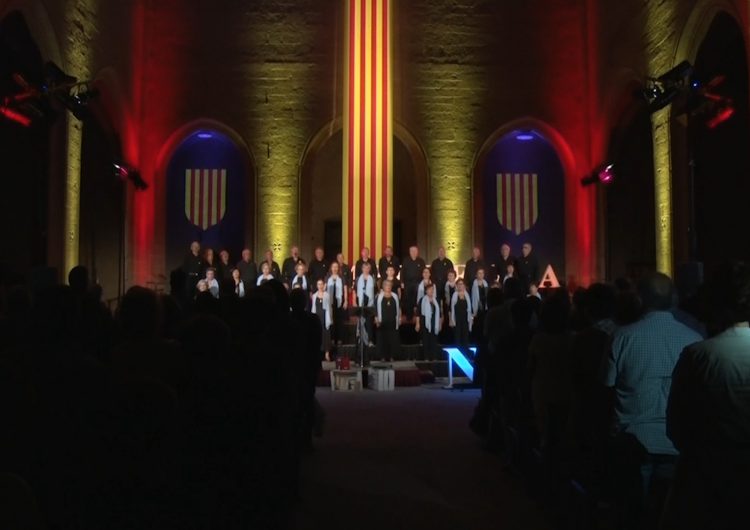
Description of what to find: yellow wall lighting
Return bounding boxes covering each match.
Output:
[245,20,315,258]
[62,0,98,279]
[418,63,481,264]
[645,0,681,277]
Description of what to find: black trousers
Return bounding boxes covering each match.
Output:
[332,305,347,344]
[359,307,375,344]
[377,325,401,360]
[421,326,441,361]
[454,319,470,353]
[403,284,418,318]
[185,273,199,302]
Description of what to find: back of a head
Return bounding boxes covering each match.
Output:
[32,285,77,344]
[539,289,570,334]
[638,272,674,312]
[7,286,31,318]
[503,277,523,300]
[181,313,230,357]
[487,287,503,309]
[118,286,160,339]
[710,261,750,326]
[511,297,534,329]
[585,283,617,322]
[264,279,290,315]
[68,265,89,293]
[614,277,633,293]
[289,288,307,313]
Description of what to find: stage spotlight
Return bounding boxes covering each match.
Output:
[114,162,148,190]
[706,103,735,129]
[56,84,99,120]
[642,79,683,113]
[0,105,32,127]
[598,163,615,184]
[657,60,693,85]
[515,131,535,141]
[581,163,615,187]
[42,61,78,90]
[642,61,694,113]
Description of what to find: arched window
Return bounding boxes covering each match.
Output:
[165,129,252,269]
[474,128,566,278]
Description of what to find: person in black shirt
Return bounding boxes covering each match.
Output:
[464,246,487,291]
[336,252,352,290]
[378,245,400,280]
[401,245,426,320]
[383,265,402,299]
[217,249,233,282]
[182,241,203,301]
[202,247,216,275]
[355,247,378,283]
[417,283,442,361]
[516,242,539,289]
[308,246,328,283]
[282,246,305,287]
[375,279,401,361]
[261,249,282,280]
[450,278,473,353]
[430,246,454,304]
[289,262,310,304]
[236,248,257,288]
[327,261,348,349]
[216,250,234,298]
[492,243,515,284]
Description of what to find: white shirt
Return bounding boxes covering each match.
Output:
[421,295,441,335]
[205,277,219,298]
[356,274,375,307]
[310,291,333,329]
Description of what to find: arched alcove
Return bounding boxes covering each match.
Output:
[299,120,430,261]
[162,124,255,271]
[605,101,656,279]
[689,11,750,274]
[473,123,569,279]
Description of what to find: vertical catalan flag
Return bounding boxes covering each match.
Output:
[343,0,393,266]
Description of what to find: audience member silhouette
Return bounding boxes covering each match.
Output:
[664,262,750,530]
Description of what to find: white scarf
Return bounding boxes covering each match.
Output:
[311,291,333,329]
[376,292,401,329]
[421,295,441,335]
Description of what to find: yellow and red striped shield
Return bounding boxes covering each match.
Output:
[497,172,538,235]
[184,169,227,230]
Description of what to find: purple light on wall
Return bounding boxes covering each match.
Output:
[197,132,213,139]
[515,133,535,141]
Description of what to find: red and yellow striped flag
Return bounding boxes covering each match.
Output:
[343,0,393,266]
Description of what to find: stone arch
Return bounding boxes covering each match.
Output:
[683,9,750,272]
[157,120,257,272]
[472,118,577,281]
[298,118,431,260]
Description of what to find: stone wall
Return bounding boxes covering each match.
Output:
[6,0,748,285]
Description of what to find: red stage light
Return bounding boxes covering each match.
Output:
[0,106,32,127]
[706,105,735,129]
